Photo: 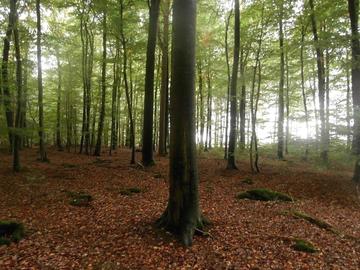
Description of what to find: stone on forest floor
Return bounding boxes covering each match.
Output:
[0,221,25,245]
[292,239,317,253]
[119,187,142,196]
[66,191,93,207]
[236,188,293,202]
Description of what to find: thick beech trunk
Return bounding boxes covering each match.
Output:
[157,0,204,247]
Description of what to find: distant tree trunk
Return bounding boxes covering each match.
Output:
[94,8,107,156]
[224,10,232,159]
[1,0,16,151]
[197,60,205,149]
[36,0,48,162]
[205,64,212,151]
[158,0,170,156]
[285,50,290,155]
[346,51,352,150]
[309,0,328,163]
[13,0,22,172]
[300,22,309,158]
[348,0,360,156]
[120,0,135,164]
[325,49,330,151]
[55,49,63,151]
[239,48,246,150]
[157,0,205,247]
[277,1,285,160]
[110,40,121,154]
[142,0,160,166]
[227,0,240,170]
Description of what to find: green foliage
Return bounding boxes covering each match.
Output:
[292,239,317,253]
[236,188,293,202]
[0,221,25,245]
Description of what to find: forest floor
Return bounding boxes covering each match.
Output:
[1,148,360,269]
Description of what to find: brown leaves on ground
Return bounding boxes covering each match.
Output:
[0,148,360,269]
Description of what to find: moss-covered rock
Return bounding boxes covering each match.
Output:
[292,239,317,253]
[67,191,93,207]
[291,211,337,233]
[236,188,293,202]
[119,187,142,196]
[0,221,25,245]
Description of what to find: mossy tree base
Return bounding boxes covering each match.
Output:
[0,221,25,245]
[236,189,293,202]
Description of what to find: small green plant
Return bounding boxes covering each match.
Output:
[236,188,293,202]
[62,163,78,168]
[67,191,93,207]
[241,178,254,185]
[120,187,142,196]
[292,239,317,253]
[0,221,25,245]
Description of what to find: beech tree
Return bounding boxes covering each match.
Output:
[157,0,205,246]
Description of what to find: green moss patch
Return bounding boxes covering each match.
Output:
[291,211,337,234]
[67,191,93,207]
[292,239,317,253]
[120,187,142,196]
[236,188,293,202]
[62,163,78,169]
[0,221,25,245]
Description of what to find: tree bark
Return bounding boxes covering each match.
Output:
[142,0,160,166]
[1,0,16,151]
[309,0,328,163]
[94,7,107,156]
[157,0,204,247]
[224,10,232,159]
[158,0,170,156]
[277,0,285,160]
[227,0,240,170]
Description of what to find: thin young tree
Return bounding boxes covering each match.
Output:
[36,0,48,162]
[94,4,107,156]
[227,0,240,169]
[309,0,328,163]
[157,0,206,247]
[142,0,160,166]
[277,0,285,160]
[158,0,170,156]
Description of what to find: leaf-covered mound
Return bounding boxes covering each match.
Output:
[236,188,293,202]
[0,221,25,245]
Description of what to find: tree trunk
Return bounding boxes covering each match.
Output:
[13,0,22,172]
[239,48,246,150]
[277,1,285,160]
[158,0,170,156]
[55,49,63,151]
[300,22,309,158]
[36,0,48,162]
[309,0,328,163]
[227,0,240,170]
[157,0,205,247]
[120,0,135,164]
[94,8,107,156]
[142,0,160,166]
[224,10,232,159]
[1,0,16,151]
[348,0,360,156]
